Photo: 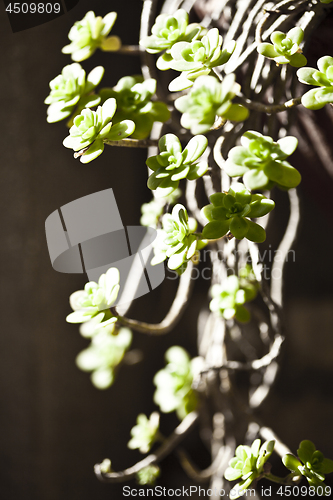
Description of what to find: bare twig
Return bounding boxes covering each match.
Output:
[95,411,199,483]
[237,95,302,113]
[114,261,194,334]
[105,138,159,148]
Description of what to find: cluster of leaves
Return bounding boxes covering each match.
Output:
[136,465,161,485]
[44,63,104,124]
[147,134,208,197]
[202,183,275,242]
[283,440,333,489]
[151,204,205,273]
[76,324,132,389]
[210,274,258,323]
[62,11,120,61]
[128,412,160,454]
[225,439,333,499]
[258,28,307,67]
[167,28,236,91]
[153,346,204,420]
[175,74,249,134]
[63,98,135,163]
[297,56,333,110]
[225,439,275,499]
[224,131,301,190]
[66,267,120,328]
[139,9,204,70]
[99,76,170,139]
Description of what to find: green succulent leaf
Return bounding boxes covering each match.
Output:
[128,412,160,454]
[76,326,132,389]
[224,130,300,190]
[202,183,273,241]
[210,274,258,322]
[147,134,208,196]
[99,76,170,139]
[167,28,236,90]
[224,439,274,495]
[153,346,204,420]
[63,98,135,162]
[257,28,306,67]
[297,55,333,109]
[175,74,246,134]
[139,9,204,57]
[45,63,104,123]
[62,11,120,62]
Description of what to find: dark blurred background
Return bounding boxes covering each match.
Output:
[1,1,333,499]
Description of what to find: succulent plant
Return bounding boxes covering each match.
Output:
[283,440,333,488]
[99,76,170,139]
[139,9,204,71]
[136,465,161,485]
[151,204,200,272]
[128,412,160,453]
[45,63,104,123]
[225,439,275,499]
[174,74,249,134]
[168,28,236,91]
[66,267,120,327]
[76,326,132,389]
[297,56,333,110]
[257,27,307,67]
[153,346,204,420]
[224,130,300,190]
[62,11,120,61]
[209,274,258,323]
[202,183,275,242]
[147,134,208,197]
[140,189,181,228]
[63,98,135,163]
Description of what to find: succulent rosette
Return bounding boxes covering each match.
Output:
[297,56,333,110]
[45,63,104,123]
[202,183,275,242]
[139,9,204,70]
[99,76,170,139]
[66,267,120,327]
[63,98,135,163]
[224,130,300,190]
[168,28,236,91]
[76,326,132,389]
[62,11,120,61]
[283,440,333,488]
[151,204,201,272]
[257,27,307,67]
[136,465,161,486]
[175,74,249,134]
[209,274,258,323]
[225,439,275,499]
[147,134,208,197]
[128,412,160,454]
[153,346,204,420]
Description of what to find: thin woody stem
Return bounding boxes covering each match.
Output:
[265,472,301,485]
[105,138,159,148]
[94,412,199,483]
[112,261,194,335]
[237,95,302,113]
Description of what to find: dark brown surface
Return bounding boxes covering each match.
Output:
[1,2,333,499]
